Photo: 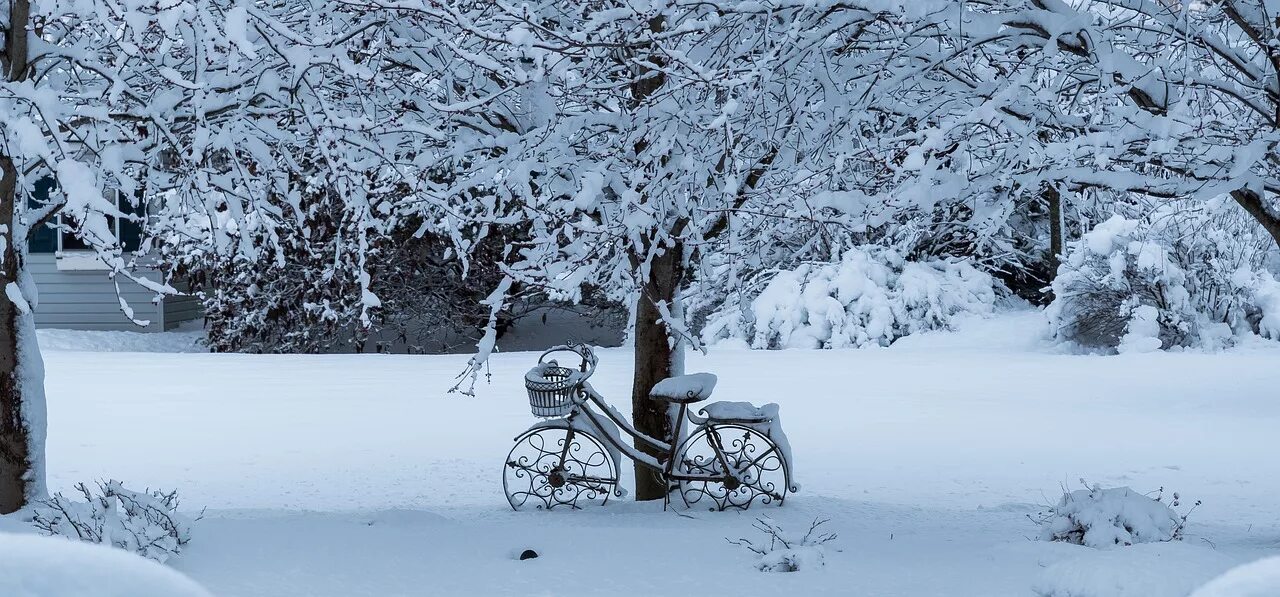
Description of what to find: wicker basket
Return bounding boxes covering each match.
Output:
[525,365,579,417]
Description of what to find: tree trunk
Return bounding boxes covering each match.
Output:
[0,154,44,514]
[630,242,683,501]
[622,12,681,502]
[1046,184,1063,274]
[0,0,43,514]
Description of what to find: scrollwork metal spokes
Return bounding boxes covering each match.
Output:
[503,427,619,510]
[675,424,789,511]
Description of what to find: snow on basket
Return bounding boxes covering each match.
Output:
[524,362,582,417]
[1036,485,1188,548]
[1190,556,1280,597]
[0,532,213,597]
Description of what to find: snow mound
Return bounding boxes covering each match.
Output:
[1190,556,1280,597]
[702,246,995,349]
[1033,541,1235,597]
[0,531,213,597]
[1038,486,1185,548]
[37,327,205,353]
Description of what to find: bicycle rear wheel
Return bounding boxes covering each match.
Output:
[674,423,789,511]
[503,426,619,510]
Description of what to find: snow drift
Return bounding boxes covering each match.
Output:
[1191,556,1280,597]
[0,532,212,597]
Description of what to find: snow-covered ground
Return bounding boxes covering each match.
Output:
[12,310,1280,596]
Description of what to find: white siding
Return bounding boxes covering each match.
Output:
[28,254,202,332]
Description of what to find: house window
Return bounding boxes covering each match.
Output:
[27,177,147,265]
[27,178,58,254]
[119,193,145,252]
[59,191,145,252]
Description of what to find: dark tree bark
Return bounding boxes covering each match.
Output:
[629,241,684,501]
[0,0,38,514]
[1046,184,1063,274]
[0,156,31,514]
[1231,188,1280,249]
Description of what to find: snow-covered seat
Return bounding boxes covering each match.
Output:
[698,401,778,424]
[648,373,717,403]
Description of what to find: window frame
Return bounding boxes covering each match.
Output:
[53,189,147,271]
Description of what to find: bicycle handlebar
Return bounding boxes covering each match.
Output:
[538,343,598,382]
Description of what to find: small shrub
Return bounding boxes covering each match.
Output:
[31,480,200,563]
[1033,481,1198,548]
[727,517,838,572]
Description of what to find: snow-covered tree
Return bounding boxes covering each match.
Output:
[408,1,1036,499]
[414,0,1280,501]
[0,1,407,512]
[962,0,1280,248]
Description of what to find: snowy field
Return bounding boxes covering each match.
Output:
[12,310,1280,596]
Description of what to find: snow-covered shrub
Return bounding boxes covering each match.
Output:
[700,246,995,349]
[1241,271,1280,340]
[1047,215,1195,351]
[727,517,837,572]
[0,532,213,597]
[31,481,198,563]
[1034,484,1196,548]
[1049,199,1280,351]
[1191,556,1280,597]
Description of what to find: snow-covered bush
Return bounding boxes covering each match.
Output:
[0,532,213,597]
[31,481,198,563]
[700,246,996,349]
[727,517,837,572]
[1191,556,1280,597]
[1242,271,1280,341]
[1049,200,1280,351]
[1047,215,1196,352]
[1035,484,1196,548]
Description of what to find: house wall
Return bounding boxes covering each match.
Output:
[28,254,201,332]
[162,281,203,331]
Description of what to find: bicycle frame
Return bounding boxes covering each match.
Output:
[563,381,740,484]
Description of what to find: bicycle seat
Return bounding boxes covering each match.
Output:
[648,373,717,403]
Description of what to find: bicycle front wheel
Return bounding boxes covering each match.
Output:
[675,423,789,511]
[503,426,619,510]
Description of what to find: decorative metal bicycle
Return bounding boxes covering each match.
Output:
[503,343,797,511]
